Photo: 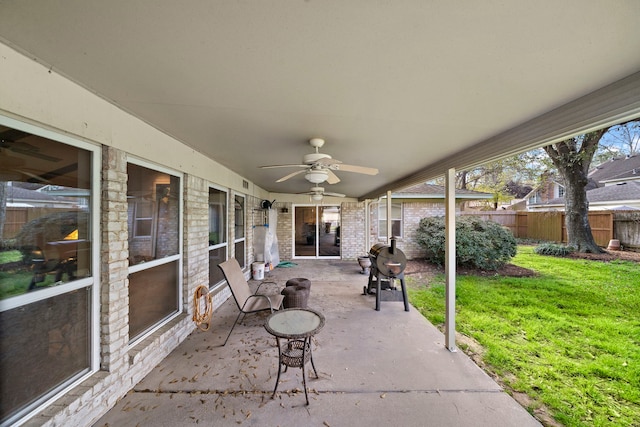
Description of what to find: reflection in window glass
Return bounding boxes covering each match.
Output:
[126,163,181,341]
[0,125,94,424]
[209,189,226,246]
[209,188,227,287]
[234,195,245,269]
[0,288,90,421]
[127,164,180,265]
[128,261,178,341]
[134,201,153,237]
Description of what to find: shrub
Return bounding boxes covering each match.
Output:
[415,216,517,270]
[534,243,575,256]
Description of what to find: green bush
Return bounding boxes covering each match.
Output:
[534,243,575,256]
[415,216,517,270]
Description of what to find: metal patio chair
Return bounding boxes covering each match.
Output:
[218,258,284,346]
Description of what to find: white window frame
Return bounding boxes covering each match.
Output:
[0,115,101,425]
[233,193,246,269]
[378,202,403,239]
[208,185,228,290]
[126,157,183,346]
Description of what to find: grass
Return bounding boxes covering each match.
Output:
[0,249,22,264]
[0,250,58,299]
[407,246,640,427]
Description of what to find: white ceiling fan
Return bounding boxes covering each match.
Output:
[299,186,346,201]
[260,138,378,184]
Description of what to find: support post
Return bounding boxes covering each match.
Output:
[445,168,457,352]
[386,190,392,244]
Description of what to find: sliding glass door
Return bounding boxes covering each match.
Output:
[293,205,340,258]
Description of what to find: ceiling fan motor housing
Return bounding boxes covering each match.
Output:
[303,152,331,164]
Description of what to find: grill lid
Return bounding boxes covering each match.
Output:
[368,238,406,277]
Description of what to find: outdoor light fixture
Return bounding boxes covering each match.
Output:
[311,193,324,202]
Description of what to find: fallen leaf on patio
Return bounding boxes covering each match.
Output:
[323,422,331,427]
[380,393,386,399]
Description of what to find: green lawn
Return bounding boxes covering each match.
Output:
[407,246,640,427]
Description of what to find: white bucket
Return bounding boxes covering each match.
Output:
[252,262,265,280]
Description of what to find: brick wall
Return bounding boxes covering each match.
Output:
[401,202,445,259]
[276,202,292,261]
[340,201,368,259]
[367,200,450,260]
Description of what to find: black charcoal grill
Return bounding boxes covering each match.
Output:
[363,237,409,311]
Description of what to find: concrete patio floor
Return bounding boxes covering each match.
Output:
[94,260,542,427]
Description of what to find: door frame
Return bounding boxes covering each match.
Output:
[292,204,341,259]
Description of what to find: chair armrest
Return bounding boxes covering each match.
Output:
[242,294,276,311]
[255,280,278,294]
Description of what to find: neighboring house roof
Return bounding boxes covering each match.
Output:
[390,183,494,200]
[589,154,640,184]
[4,183,79,206]
[5,184,58,203]
[530,181,640,209]
[529,155,640,210]
[585,181,640,203]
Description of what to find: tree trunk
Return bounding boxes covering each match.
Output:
[543,130,608,253]
[563,175,602,252]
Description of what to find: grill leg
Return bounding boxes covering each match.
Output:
[375,274,381,311]
[400,278,409,312]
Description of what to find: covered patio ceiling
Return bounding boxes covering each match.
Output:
[1,1,640,199]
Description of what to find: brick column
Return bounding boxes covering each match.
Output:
[182,175,209,314]
[100,146,129,372]
[340,201,367,259]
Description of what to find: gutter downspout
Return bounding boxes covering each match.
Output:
[364,199,370,253]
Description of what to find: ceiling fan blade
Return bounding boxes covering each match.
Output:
[315,158,341,166]
[19,169,53,184]
[0,129,30,144]
[9,147,62,162]
[1,133,63,162]
[331,163,378,175]
[260,164,307,169]
[276,169,306,182]
[324,191,345,197]
[326,170,340,184]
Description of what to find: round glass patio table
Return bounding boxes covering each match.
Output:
[265,308,325,405]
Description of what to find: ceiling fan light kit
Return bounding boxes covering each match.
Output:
[304,169,329,184]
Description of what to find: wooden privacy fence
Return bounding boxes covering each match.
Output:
[461,210,640,250]
[2,207,75,240]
